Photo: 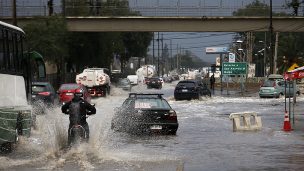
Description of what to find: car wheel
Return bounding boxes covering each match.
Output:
[208,92,211,97]
[107,87,111,95]
[198,94,202,100]
[276,93,281,98]
[103,88,107,97]
[166,130,177,135]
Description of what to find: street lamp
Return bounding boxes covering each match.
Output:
[238,48,246,62]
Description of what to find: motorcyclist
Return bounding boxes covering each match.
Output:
[61,89,96,145]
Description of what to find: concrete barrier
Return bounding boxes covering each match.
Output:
[229,112,262,131]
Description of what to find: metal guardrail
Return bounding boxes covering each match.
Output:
[0,5,294,17]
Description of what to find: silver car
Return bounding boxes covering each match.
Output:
[277,81,300,98]
[259,80,300,98]
[117,78,132,91]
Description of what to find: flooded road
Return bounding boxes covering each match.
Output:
[2,82,304,171]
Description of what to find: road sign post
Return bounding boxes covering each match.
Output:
[222,62,247,94]
[222,62,247,75]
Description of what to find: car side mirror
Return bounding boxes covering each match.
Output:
[56,90,60,94]
[91,103,95,107]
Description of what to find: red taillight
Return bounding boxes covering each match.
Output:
[38,92,51,96]
[167,110,177,121]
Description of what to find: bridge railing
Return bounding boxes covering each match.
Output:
[0,5,294,17]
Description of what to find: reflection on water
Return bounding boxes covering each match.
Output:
[2,85,304,170]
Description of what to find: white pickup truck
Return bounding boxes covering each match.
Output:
[76,68,111,97]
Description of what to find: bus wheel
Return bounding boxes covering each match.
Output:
[0,142,13,153]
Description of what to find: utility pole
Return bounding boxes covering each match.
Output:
[176,44,179,70]
[170,39,172,71]
[157,32,160,76]
[12,0,17,26]
[269,0,274,74]
[47,0,54,16]
[161,33,164,77]
[152,33,154,66]
[264,32,267,76]
[274,32,279,74]
[62,0,66,16]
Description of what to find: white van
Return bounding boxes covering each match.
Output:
[127,75,138,85]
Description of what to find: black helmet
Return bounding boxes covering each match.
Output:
[74,89,84,97]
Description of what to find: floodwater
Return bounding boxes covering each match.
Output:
[2,82,304,171]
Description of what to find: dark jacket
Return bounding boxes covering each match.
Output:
[61,97,96,125]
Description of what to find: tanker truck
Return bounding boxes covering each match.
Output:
[76,68,111,97]
[136,65,157,84]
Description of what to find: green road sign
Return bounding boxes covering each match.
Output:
[222,62,247,75]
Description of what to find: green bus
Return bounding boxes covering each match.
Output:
[0,21,46,152]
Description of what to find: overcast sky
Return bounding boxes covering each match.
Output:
[2,0,297,63]
[126,0,294,64]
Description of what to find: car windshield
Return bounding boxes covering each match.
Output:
[59,84,80,90]
[177,82,195,88]
[278,81,294,88]
[134,98,171,110]
[118,79,129,85]
[149,78,160,81]
[32,85,47,92]
[262,80,274,87]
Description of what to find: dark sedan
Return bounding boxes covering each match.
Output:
[174,80,211,100]
[111,93,178,135]
[31,82,58,114]
[146,77,162,89]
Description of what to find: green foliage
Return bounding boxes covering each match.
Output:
[174,50,207,69]
[65,0,89,16]
[232,0,304,75]
[233,0,270,16]
[23,16,68,64]
[277,32,304,73]
[122,32,153,59]
[64,0,152,72]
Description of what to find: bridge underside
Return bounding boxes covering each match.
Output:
[2,16,304,32]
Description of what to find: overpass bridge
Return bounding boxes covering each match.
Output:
[1,16,304,32]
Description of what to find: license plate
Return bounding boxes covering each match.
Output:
[65,93,73,96]
[182,89,188,92]
[152,81,155,83]
[31,95,36,98]
[150,125,162,130]
[263,90,270,92]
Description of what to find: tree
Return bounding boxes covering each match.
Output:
[65,0,152,73]
[286,0,301,16]
[23,16,68,86]
[122,32,153,64]
[232,0,270,16]
[175,50,206,69]
[277,32,304,73]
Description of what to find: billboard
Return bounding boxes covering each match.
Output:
[206,47,228,54]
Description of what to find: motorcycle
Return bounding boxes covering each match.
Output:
[63,105,95,146]
[68,120,88,146]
